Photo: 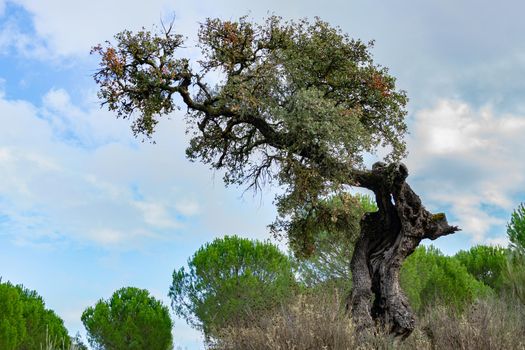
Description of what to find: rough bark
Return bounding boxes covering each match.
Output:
[348,162,459,338]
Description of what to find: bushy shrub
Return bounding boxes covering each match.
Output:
[454,245,507,292]
[211,288,357,350]
[212,287,525,350]
[400,246,492,313]
[420,297,525,350]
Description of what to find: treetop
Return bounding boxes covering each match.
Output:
[92,16,409,252]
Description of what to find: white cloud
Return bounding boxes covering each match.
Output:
[9,0,197,57]
[0,91,175,246]
[40,88,132,147]
[429,193,506,243]
[88,228,126,245]
[0,14,50,58]
[407,100,525,245]
[0,87,277,249]
[87,227,158,246]
[175,198,200,217]
[133,201,180,229]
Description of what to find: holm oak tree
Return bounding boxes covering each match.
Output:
[91,16,459,338]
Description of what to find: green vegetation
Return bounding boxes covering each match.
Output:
[3,202,525,349]
[0,280,70,350]
[454,245,507,292]
[291,194,493,314]
[208,224,525,349]
[505,202,525,305]
[91,15,408,260]
[169,235,296,339]
[212,288,525,350]
[2,11,525,349]
[508,203,525,253]
[506,252,525,305]
[91,14,463,336]
[81,287,173,350]
[400,246,491,313]
[292,194,376,292]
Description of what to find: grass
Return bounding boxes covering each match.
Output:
[210,289,525,350]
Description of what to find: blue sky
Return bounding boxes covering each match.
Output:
[1,0,525,348]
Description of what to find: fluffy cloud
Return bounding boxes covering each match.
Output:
[407,100,525,244]
[0,15,49,58]
[7,0,525,116]
[5,0,211,59]
[10,0,171,56]
[0,87,276,248]
[133,201,180,229]
[175,198,200,217]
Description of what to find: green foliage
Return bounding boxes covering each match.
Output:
[400,246,492,313]
[169,235,296,338]
[454,245,508,292]
[293,232,498,314]
[504,203,525,305]
[81,287,173,350]
[507,203,525,254]
[505,252,525,305]
[91,27,185,137]
[0,280,70,350]
[285,193,374,257]
[93,16,408,248]
[293,194,376,291]
[0,282,25,350]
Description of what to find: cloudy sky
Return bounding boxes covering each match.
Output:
[1,0,524,348]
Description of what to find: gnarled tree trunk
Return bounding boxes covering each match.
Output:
[348,162,459,338]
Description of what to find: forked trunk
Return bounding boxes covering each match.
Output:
[347,162,459,338]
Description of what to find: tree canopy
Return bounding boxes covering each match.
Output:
[0,280,70,350]
[92,16,408,254]
[169,235,296,338]
[454,245,507,292]
[81,287,173,350]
